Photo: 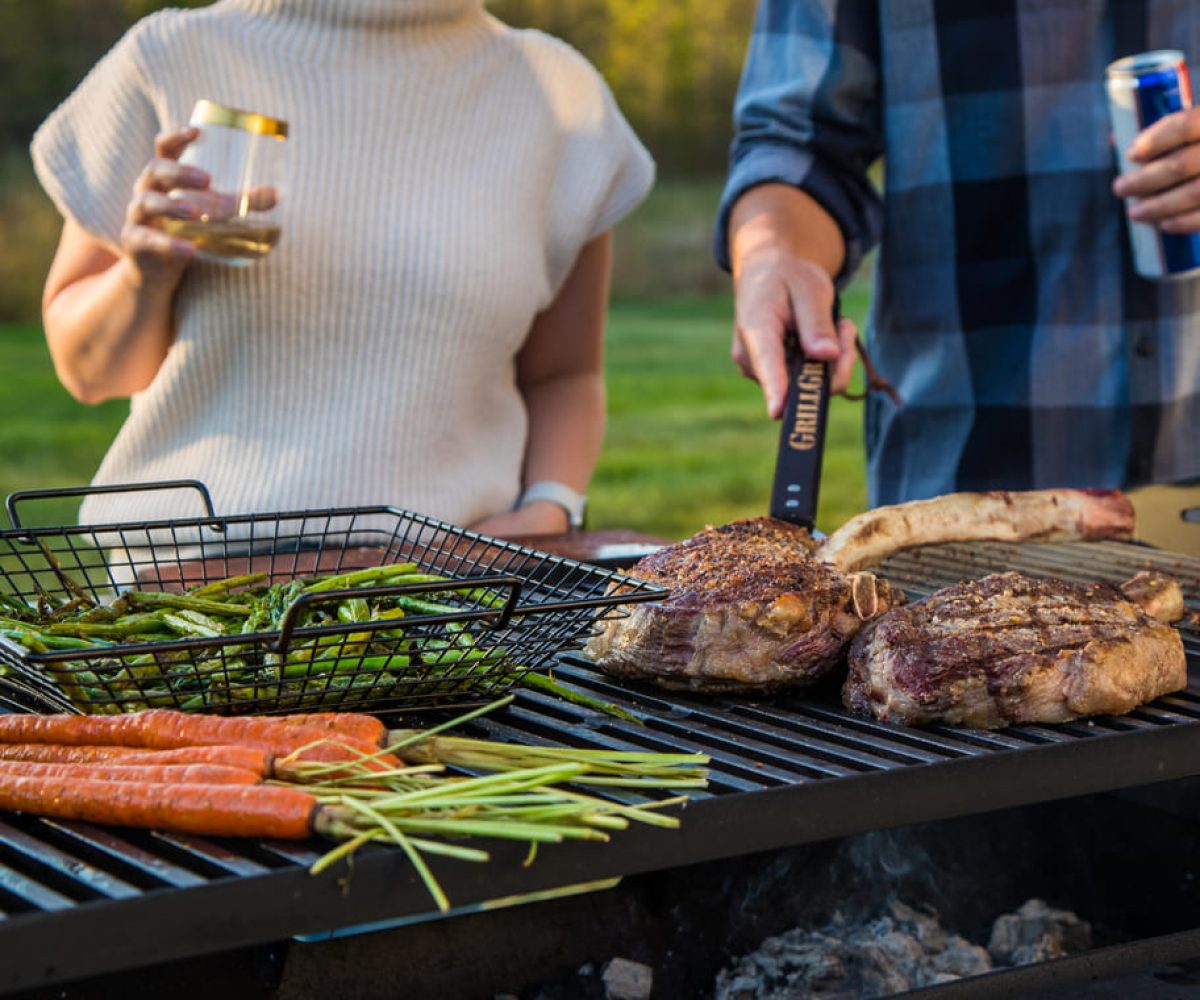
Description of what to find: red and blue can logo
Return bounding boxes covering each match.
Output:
[1107,50,1200,279]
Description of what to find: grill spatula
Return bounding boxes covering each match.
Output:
[769,295,840,534]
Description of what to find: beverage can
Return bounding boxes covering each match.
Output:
[1106,49,1200,280]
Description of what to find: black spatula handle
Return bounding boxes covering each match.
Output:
[769,295,839,529]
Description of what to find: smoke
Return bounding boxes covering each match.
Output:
[846,829,934,882]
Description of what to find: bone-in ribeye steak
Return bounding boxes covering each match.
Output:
[843,571,1187,728]
[585,517,895,692]
[586,489,1137,694]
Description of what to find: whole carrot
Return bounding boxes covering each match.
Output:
[0,743,273,774]
[0,778,326,839]
[0,760,262,785]
[267,712,388,746]
[0,711,399,768]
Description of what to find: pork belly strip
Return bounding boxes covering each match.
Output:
[585,518,896,692]
[843,571,1187,729]
[817,489,1136,573]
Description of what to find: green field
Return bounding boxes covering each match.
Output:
[596,292,869,538]
[0,292,870,539]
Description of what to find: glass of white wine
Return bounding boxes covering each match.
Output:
[164,99,287,265]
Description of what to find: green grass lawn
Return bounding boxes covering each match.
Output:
[0,291,870,538]
[0,331,128,529]
[595,291,869,539]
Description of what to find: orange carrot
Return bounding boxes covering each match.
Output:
[266,712,388,746]
[0,760,262,785]
[0,711,400,769]
[0,778,321,839]
[0,743,273,775]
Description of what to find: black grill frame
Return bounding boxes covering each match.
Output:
[0,538,1199,995]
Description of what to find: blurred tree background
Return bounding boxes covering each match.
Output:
[0,0,755,321]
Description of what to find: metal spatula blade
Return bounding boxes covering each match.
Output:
[769,295,839,533]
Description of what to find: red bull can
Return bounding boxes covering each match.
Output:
[1106,49,1200,280]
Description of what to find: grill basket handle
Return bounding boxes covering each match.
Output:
[6,480,220,533]
[271,574,523,656]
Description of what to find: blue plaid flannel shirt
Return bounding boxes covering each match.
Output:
[716,0,1200,506]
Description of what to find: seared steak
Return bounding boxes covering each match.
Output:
[587,490,1136,694]
[843,571,1187,728]
[586,518,895,692]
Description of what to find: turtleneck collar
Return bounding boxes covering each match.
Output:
[228,0,484,28]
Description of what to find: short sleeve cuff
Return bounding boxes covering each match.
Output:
[588,141,655,240]
[713,142,868,287]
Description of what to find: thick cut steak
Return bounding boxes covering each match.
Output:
[585,518,894,692]
[844,571,1187,728]
[586,490,1136,694]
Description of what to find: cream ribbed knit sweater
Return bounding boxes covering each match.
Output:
[31,0,654,528]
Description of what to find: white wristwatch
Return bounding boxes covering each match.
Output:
[517,481,587,529]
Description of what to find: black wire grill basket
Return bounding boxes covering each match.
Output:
[0,482,666,716]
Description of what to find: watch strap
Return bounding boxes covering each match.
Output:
[517,481,587,529]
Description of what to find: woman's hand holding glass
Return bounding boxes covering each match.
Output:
[119,126,208,286]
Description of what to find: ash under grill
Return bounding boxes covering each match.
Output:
[1,539,1199,997]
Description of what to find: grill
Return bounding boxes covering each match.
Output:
[1,536,1199,996]
[0,482,663,715]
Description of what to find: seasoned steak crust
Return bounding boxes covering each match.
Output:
[628,517,825,610]
[586,518,895,692]
[844,571,1187,728]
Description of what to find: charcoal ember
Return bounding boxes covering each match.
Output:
[714,901,991,1000]
[719,930,850,999]
[868,901,992,987]
[601,957,653,1000]
[987,898,1092,966]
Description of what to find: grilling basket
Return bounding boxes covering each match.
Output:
[0,481,666,717]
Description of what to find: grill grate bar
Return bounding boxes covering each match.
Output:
[0,860,74,913]
[149,832,271,878]
[254,841,324,868]
[734,699,1029,761]
[1151,695,1200,720]
[882,540,1200,606]
[638,713,854,782]
[883,538,1200,577]
[0,819,139,903]
[773,700,988,754]
[554,657,1016,761]
[702,705,916,772]
[36,820,207,889]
